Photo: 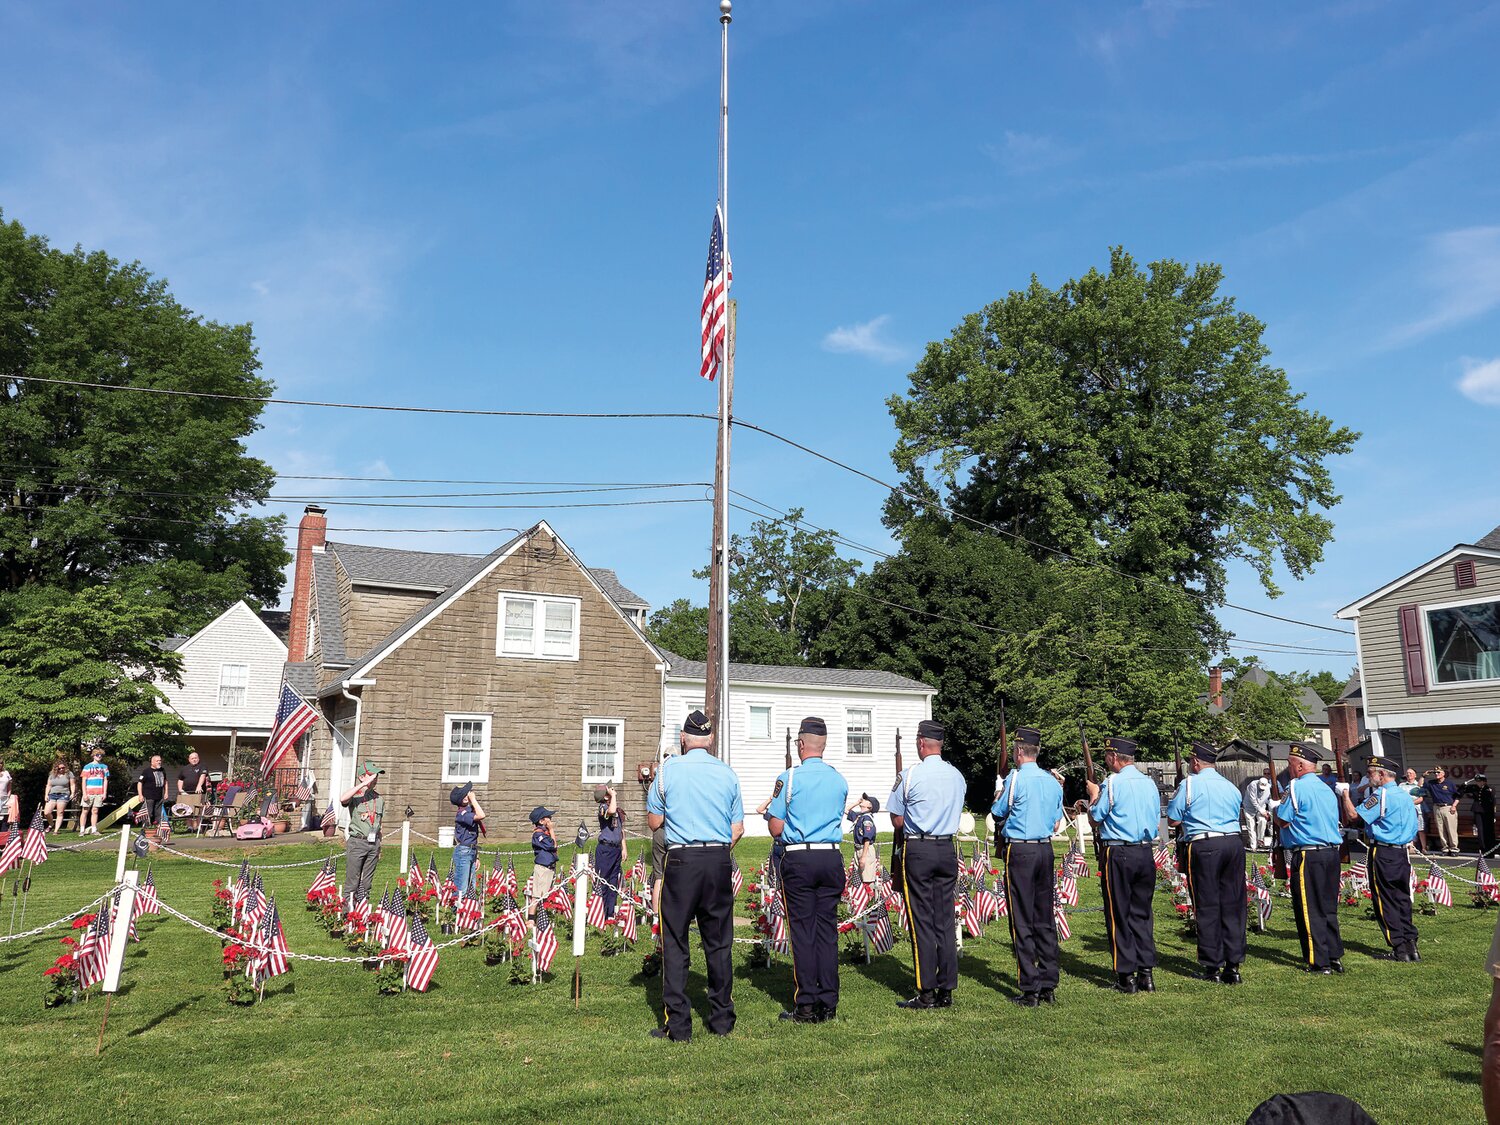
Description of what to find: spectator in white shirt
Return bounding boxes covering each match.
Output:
[1242,767,1272,850]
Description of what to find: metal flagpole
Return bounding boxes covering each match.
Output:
[712,0,734,764]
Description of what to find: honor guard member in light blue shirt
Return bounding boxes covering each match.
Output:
[645,709,744,1042]
[767,716,849,1024]
[1339,755,1421,962]
[1087,736,1161,994]
[1273,743,1345,974]
[1167,741,1248,984]
[887,718,967,1011]
[990,726,1065,1007]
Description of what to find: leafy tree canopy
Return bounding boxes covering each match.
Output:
[1215,674,1307,743]
[885,247,1358,605]
[0,585,189,767]
[0,211,288,632]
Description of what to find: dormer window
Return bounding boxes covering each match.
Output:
[497,592,580,660]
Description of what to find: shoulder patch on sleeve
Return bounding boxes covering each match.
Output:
[1362,796,1379,810]
[772,779,783,798]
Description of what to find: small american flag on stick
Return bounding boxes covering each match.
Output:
[1427,863,1453,907]
[20,805,48,866]
[1478,854,1500,901]
[532,910,559,973]
[404,914,439,992]
[1250,866,1273,929]
[137,867,161,916]
[1053,903,1072,941]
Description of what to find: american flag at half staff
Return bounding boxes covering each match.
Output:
[699,205,732,381]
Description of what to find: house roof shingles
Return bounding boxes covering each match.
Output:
[284,661,320,697]
[311,549,349,666]
[588,567,649,611]
[327,541,480,589]
[1477,524,1500,551]
[661,650,933,694]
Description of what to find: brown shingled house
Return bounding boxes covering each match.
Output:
[286,506,665,839]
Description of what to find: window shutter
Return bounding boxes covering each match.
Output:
[1455,559,1477,590]
[1398,603,1429,695]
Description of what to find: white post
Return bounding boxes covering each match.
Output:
[114,825,131,884]
[571,852,589,958]
[399,818,411,881]
[102,872,138,994]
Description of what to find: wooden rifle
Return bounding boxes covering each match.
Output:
[1171,731,1188,874]
[784,728,793,772]
[1267,757,1287,880]
[891,729,905,891]
[993,698,1009,851]
[1078,724,1100,863]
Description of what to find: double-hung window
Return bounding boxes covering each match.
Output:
[583,719,624,784]
[497,593,580,660]
[218,664,248,707]
[846,708,873,755]
[443,714,492,783]
[747,704,772,741]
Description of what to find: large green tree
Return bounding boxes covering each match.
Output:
[886,247,1358,604]
[0,212,287,630]
[0,586,188,767]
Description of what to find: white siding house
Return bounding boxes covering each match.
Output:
[662,653,936,837]
[155,601,289,774]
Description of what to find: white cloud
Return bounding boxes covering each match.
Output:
[981,130,1077,174]
[1458,356,1500,406]
[821,314,907,363]
[1390,226,1500,345]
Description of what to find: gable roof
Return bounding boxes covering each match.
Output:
[175,600,288,657]
[588,568,649,611]
[311,548,349,666]
[328,541,480,590]
[318,523,664,697]
[661,650,934,694]
[1336,539,1500,619]
[1336,670,1362,706]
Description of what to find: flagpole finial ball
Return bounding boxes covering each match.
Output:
[720,0,732,20]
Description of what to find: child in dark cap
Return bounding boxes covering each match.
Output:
[528,805,558,917]
[849,794,880,886]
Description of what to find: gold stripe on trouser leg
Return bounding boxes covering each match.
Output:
[901,854,923,990]
[1370,846,1391,944]
[1295,852,1313,966]
[660,859,670,1024]
[1102,847,1117,972]
[781,877,800,1003]
[1004,843,1020,972]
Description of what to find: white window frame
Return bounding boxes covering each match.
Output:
[1423,594,1500,690]
[746,702,773,741]
[582,718,625,784]
[442,713,493,784]
[496,592,581,661]
[845,707,874,756]
[218,663,249,707]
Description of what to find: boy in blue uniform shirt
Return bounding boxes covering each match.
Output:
[645,709,744,1042]
[849,794,879,886]
[593,784,625,919]
[1340,755,1421,962]
[991,726,1065,1007]
[528,806,558,917]
[1167,741,1247,983]
[1087,736,1161,994]
[767,716,849,1024]
[1274,743,1345,974]
[450,783,485,897]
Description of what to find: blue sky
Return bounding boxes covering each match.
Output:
[3,0,1498,678]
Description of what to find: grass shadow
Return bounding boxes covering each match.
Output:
[126,995,202,1037]
[732,955,794,1010]
[848,950,915,997]
[1056,947,1115,988]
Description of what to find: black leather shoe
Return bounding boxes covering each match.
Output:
[1135,969,1155,993]
[897,992,938,1010]
[650,1027,684,1041]
[778,1007,819,1023]
[1220,965,1242,985]
[1111,973,1138,994]
[1306,965,1332,975]
[1038,989,1057,1005]
[814,1004,837,1022]
[934,988,953,1008]
[1195,964,1222,982]
[1329,959,1344,974]
[1009,992,1040,1008]
[1406,945,1421,962]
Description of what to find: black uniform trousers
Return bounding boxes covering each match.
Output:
[1100,843,1157,974]
[1288,845,1344,969]
[660,845,736,1041]
[1003,840,1059,993]
[594,841,622,918]
[781,848,844,1012]
[901,836,958,993]
[1185,835,1247,968]
[1368,842,1419,950]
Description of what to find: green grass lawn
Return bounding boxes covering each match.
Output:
[0,837,1489,1124]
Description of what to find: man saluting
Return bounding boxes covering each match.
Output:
[646,709,744,1042]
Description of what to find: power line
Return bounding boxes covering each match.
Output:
[0,462,700,488]
[730,418,1355,638]
[5,374,716,422]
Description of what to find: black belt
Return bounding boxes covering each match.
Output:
[1101,840,1150,847]
[1005,837,1053,844]
[1185,831,1237,841]
[1287,844,1337,853]
[907,833,953,841]
[666,842,730,850]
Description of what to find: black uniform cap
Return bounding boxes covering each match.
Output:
[799,716,827,736]
[917,719,945,742]
[1367,755,1400,773]
[1287,743,1323,764]
[1104,736,1137,757]
[1014,727,1041,748]
[683,709,713,737]
[1190,741,1217,763]
[860,793,881,814]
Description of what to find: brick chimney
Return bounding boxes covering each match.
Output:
[1209,666,1224,708]
[1328,701,1360,755]
[286,505,327,662]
